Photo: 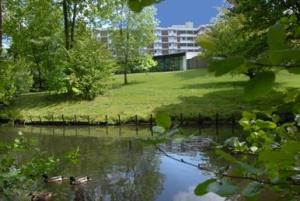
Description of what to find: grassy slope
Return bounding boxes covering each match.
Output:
[4,69,300,122]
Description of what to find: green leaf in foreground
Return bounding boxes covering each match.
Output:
[216,149,261,174]
[127,0,162,12]
[268,49,300,64]
[208,180,238,197]
[194,179,217,196]
[242,182,263,200]
[155,112,172,130]
[209,56,245,77]
[195,179,238,197]
[244,71,275,98]
[267,23,287,50]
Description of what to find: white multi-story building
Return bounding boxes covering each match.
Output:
[96,22,208,57]
[148,22,208,56]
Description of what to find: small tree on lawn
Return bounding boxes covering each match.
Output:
[110,4,157,84]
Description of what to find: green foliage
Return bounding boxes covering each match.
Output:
[195,111,300,200]
[209,56,245,77]
[200,2,300,100]
[133,54,158,72]
[195,179,238,197]
[0,62,16,105]
[267,23,287,50]
[244,72,276,98]
[127,0,162,12]
[0,132,80,199]
[11,58,34,95]
[65,37,116,100]
[4,0,64,91]
[155,111,172,130]
[0,59,33,105]
[110,5,157,83]
[241,182,263,200]
[194,179,216,196]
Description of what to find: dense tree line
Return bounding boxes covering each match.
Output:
[0,0,157,103]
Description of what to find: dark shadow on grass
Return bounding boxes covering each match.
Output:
[153,89,286,119]
[124,80,146,86]
[110,80,146,90]
[182,81,284,90]
[174,68,209,79]
[182,81,247,90]
[8,92,82,111]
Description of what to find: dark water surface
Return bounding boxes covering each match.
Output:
[0,126,235,201]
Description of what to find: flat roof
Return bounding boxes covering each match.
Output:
[153,52,186,59]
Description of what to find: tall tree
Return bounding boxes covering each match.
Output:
[62,0,70,50]
[0,0,3,56]
[110,5,157,84]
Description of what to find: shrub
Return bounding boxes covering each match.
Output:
[0,58,33,105]
[65,38,116,100]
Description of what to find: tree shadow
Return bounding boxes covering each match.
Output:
[182,81,283,90]
[110,80,146,89]
[153,89,286,120]
[182,81,247,89]
[8,92,82,111]
[174,69,210,79]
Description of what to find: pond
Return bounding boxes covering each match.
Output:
[0,125,267,201]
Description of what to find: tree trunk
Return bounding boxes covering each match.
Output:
[0,0,3,56]
[245,69,256,80]
[123,12,130,85]
[62,0,70,50]
[70,2,77,49]
[124,70,128,85]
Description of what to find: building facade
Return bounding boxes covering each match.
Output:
[148,22,208,56]
[95,22,208,71]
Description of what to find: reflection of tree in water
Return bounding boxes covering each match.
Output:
[26,132,164,201]
[95,140,163,201]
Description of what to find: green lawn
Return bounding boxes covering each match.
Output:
[3,69,300,123]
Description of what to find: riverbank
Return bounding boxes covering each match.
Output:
[1,69,300,124]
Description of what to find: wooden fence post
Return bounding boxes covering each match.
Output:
[135,115,138,126]
[198,113,203,127]
[150,114,153,127]
[105,115,108,126]
[215,113,219,127]
[180,113,183,125]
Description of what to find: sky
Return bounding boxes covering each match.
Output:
[156,0,227,27]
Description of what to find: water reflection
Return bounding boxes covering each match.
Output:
[174,188,225,201]
[0,126,235,201]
